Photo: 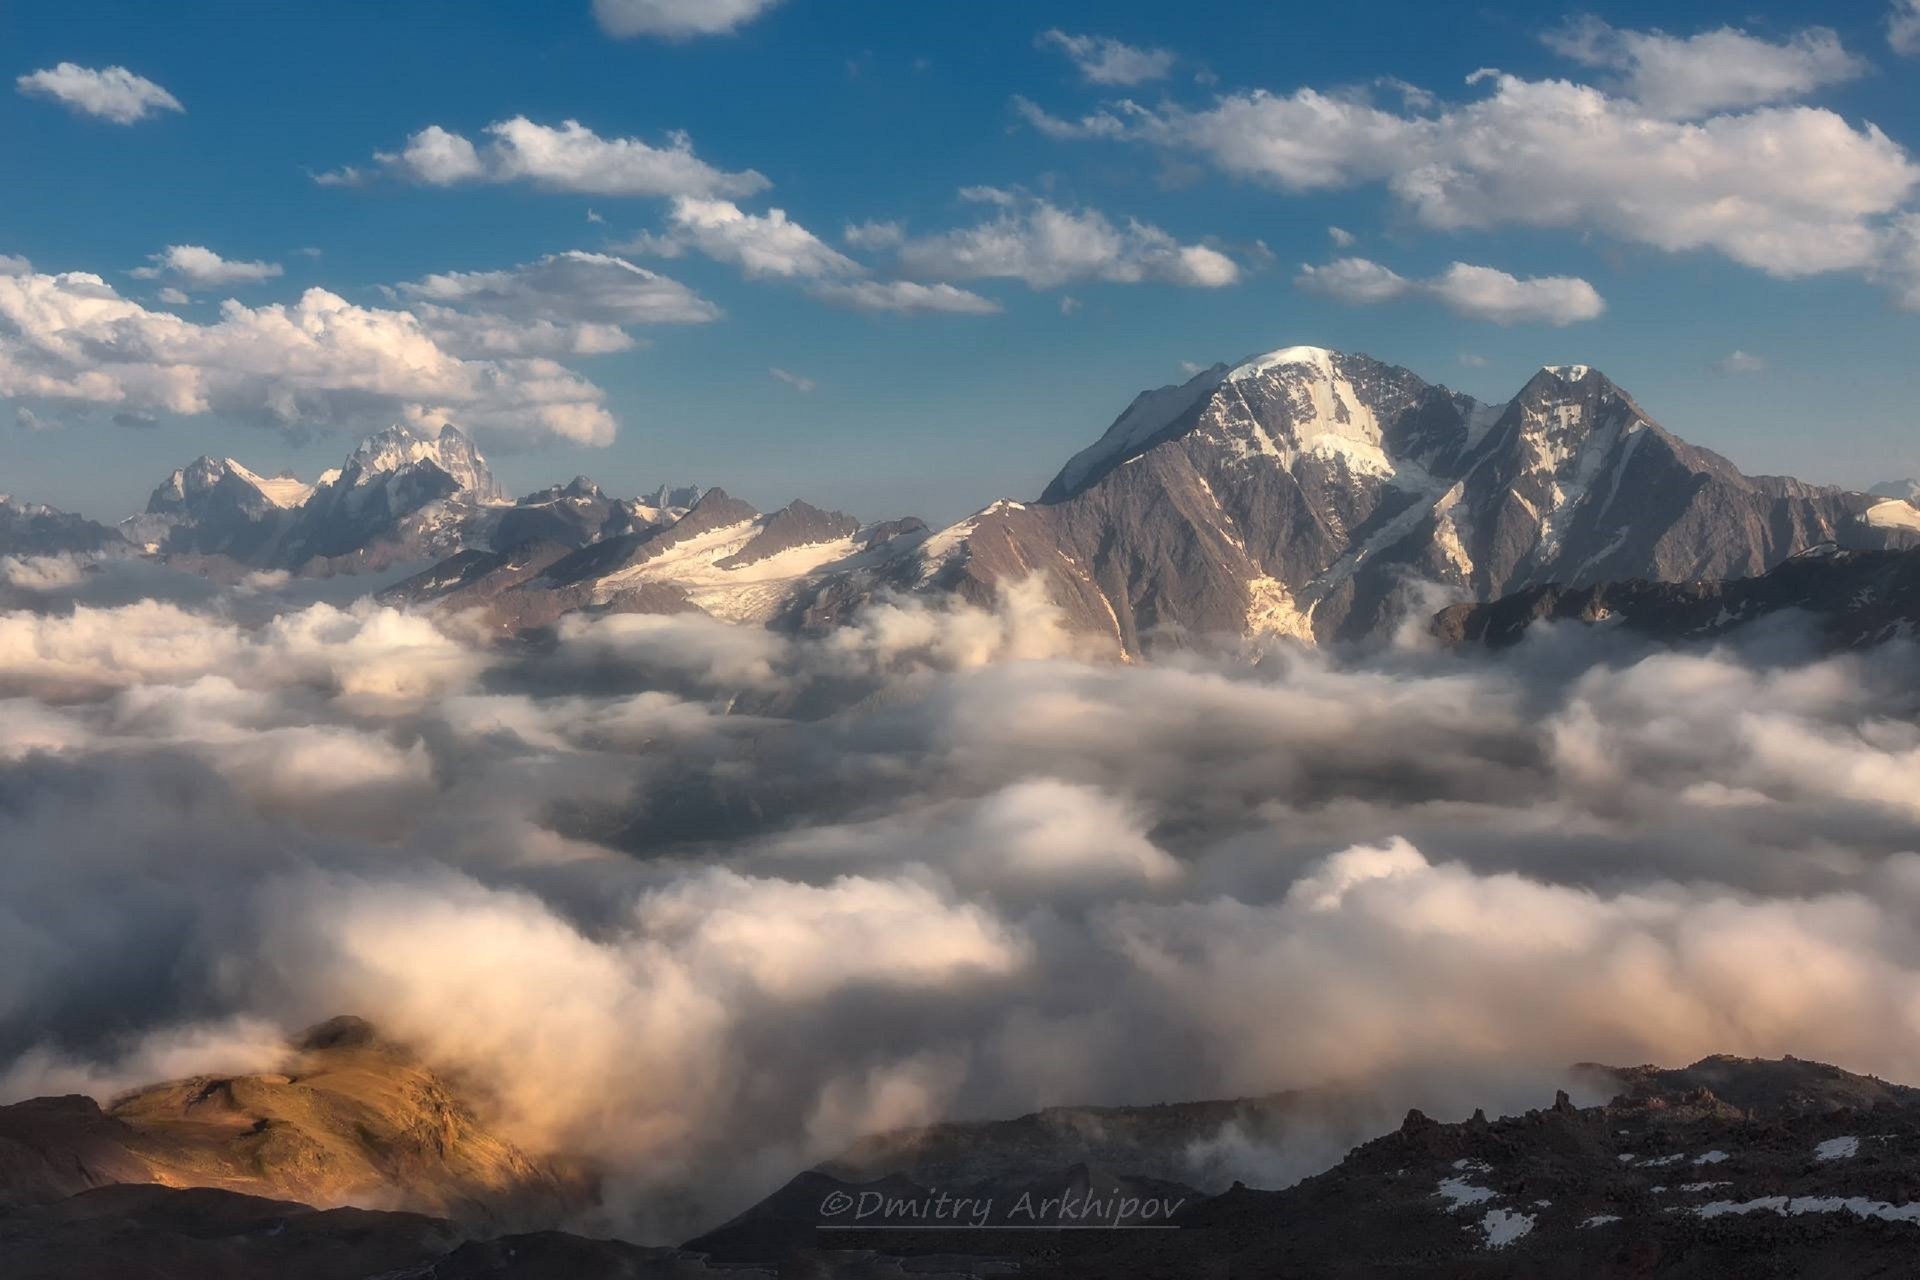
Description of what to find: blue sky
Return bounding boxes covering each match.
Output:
[3,0,1918,525]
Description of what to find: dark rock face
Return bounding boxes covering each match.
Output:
[822,352,1915,655]
[0,496,123,557]
[1431,547,1920,650]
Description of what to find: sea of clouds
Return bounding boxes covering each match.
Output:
[1,560,1918,1237]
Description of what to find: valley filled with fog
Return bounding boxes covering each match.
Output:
[4,560,1917,1236]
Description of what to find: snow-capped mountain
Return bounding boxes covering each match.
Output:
[125,424,518,572]
[784,348,1913,651]
[384,487,926,632]
[1872,479,1920,502]
[0,494,124,557]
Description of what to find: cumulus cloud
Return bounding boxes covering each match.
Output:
[319,117,767,199]
[843,219,905,251]
[1016,71,1920,285]
[617,198,999,315]
[1037,30,1175,86]
[1542,18,1867,118]
[893,195,1239,290]
[621,197,861,279]
[0,267,617,445]
[592,0,783,39]
[768,367,814,392]
[4,574,1920,1241]
[1296,256,1606,325]
[15,63,182,124]
[1895,1,1920,56]
[131,245,284,290]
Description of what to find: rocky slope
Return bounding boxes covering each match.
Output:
[694,1056,1920,1278]
[1431,545,1920,650]
[0,1016,577,1228]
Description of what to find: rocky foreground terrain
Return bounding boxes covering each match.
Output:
[7,1019,1920,1277]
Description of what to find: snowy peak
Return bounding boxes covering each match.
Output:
[342,424,504,503]
[145,455,298,516]
[1224,344,1337,382]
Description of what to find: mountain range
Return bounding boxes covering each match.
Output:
[6,347,1918,647]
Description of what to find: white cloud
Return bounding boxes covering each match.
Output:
[0,267,617,445]
[1894,2,1920,56]
[131,245,284,290]
[0,256,33,277]
[1328,225,1356,248]
[1543,18,1867,118]
[392,252,712,358]
[394,250,718,325]
[406,305,638,359]
[616,200,999,317]
[376,124,485,184]
[808,280,1002,315]
[1295,257,1606,325]
[623,198,860,279]
[1019,74,1920,284]
[1458,352,1489,368]
[894,196,1239,290]
[1037,30,1175,86]
[1712,349,1767,375]
[843,220,906,251]
[768,367,814,393]
[15,63,181,124]
[592,0,782,40]
[155,287,191,306]
[320,117,767,199]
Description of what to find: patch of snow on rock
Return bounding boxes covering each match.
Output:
[1815,1136,1860,1161]
[1475,1208,1534,1249]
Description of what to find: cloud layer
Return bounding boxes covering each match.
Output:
[2,567,1917,1241]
